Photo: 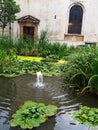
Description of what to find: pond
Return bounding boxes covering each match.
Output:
[0,74,98,130]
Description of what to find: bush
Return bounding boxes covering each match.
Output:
[0,36,14,50]
[0,34,74,60]
[15,36,39,56]
[63,46,98,94]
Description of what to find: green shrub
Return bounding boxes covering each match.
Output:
[15,36,39,56]
[0,33,74,60]
[63,46,98,94]
[0,50,8,73]
[0,36,14,50]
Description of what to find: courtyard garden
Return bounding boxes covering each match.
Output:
[0,32,98,95]
[0,0,98,129]
[0,33,98,130]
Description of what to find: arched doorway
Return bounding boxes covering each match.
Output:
[68,5,83,34]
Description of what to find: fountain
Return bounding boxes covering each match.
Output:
[35,71,44,87]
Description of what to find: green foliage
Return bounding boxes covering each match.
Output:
[7,49,17,63]
[0,36,14,50]
[0,49,17,74]
[2,59,64,76]
[0,35,73,60]
[39,41,70,59]
[0,0,20,35]
[0,50,7,73]
[84,58,98,94]
[15,36,39,56]
[39,31,49,46]
[0,35,71,77]
[71,106,98,129]
[10,101,57,129]
[37,31,72,59]
[63,46,98,94]
[0,36,65,76]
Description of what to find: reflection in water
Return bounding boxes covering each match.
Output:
[0,74,98,130]
[10,117,55,130]
[0,77,16,130]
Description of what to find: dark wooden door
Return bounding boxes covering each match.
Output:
[23,26,34,38]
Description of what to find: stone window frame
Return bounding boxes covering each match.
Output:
[64,2,85,42]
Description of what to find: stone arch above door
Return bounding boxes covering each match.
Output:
[18,15,40,39]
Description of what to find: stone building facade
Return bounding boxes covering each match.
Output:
[1,0,98,46]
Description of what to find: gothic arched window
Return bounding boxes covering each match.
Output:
[68,5,83,34]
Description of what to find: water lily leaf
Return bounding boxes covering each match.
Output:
[38,116,47,123]
[23,101,37,108]
[71,106,98,128]
[10,119,18,127]
[10,101,57,129]
[32,120,40,127]
[45,104,58,116]
[21,123,28,129]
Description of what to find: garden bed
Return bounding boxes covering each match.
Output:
[0,56,65,77]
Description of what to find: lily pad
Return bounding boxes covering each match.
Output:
[10,101,58,129]
[70,106,98,129]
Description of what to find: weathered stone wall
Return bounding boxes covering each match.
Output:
[1,0,98,45]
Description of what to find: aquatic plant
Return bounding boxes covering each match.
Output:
[2,57,64,77]
[71,106,98,130]
[10,101,57,129]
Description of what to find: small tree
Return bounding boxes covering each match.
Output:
[0,0,20,36]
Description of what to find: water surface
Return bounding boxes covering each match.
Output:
[0,74,98,130]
